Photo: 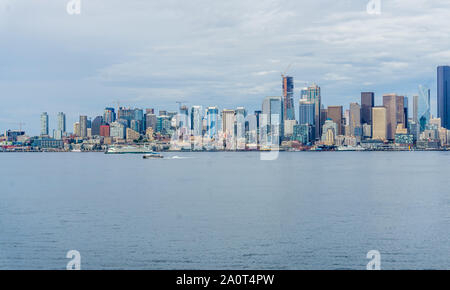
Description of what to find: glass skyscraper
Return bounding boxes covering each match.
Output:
[40,112,49,136]
[282,76,295,121]
[437,66,450,129]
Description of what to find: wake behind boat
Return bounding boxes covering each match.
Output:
[143,152,164,159]
[105,145,154,154]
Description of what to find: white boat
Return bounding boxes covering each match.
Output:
[337,145,366,151]
[143,152,164,159]
[105,145,154,154]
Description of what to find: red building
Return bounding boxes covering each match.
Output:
[100,125,110,137]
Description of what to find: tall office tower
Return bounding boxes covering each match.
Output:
[79,116,88,138]
[40,112,49,136]
[222,109,236,149]
[57,112,66,133]
[110,121,126,139]
[361,92,375,125]
[413,95,419,123]
[403,96,409,128]
[103,108,116,124]
[178,105,189,130]
[206,107,219,139]
[262,96,283,145]
[437,66,450,129]
[299,99,316,138]
[282,75,295,120]
[349,103,361,136]
[383,94,396,140]
[235,107,246,150]
[372,106,387,140]
[91,116,103,136]
[300,87,309,100]
[73,122,80,137]
[327,106,343,135]
[418,85,431,132]
[396,95,406,128]
[246,113,258,147]
[254,110,261,146]
[145,113,157,131]
[190,106,203,138]
[305,83,321,140]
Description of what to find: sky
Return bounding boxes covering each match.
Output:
[1,0,450,135]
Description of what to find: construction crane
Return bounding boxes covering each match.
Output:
[17,122,25,132]
[281,63,293,79]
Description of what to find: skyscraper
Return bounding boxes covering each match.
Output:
[383,94,395,140]
[190,106,203,137]
[349,103,361,136]
[418,85,431,132]
[413,95,419,123]
[327,106,343,135]
[262,96,283,145]
[306,84,321,140]
[104,108,116,124]
[299,99,315,138]
[372,106,387,141]
[282,75,295,121]
[79,115,88,138]
[91,116,104,136]
[361,92,375,125]
[437,66,450,129]
[206,107,219,139]
[40,112,49,136]
[235,107,246,150]
[57,112,66,133]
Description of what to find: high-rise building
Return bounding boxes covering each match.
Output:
[222,109,236,150]
[327,106,343,135]
[418,85,431,132]
[110,121,126,139]
[57,112,66,133]
[361,92,375,125]
[190,106,203,137]
[372,106,387,141]
[383,94,403,140]
[79,116,88,138]
[40,112,49,136]
[437,66,450,129]
[91,116,103,136]
[235,107,246,150]
[104,108,116,124]
[206,107,219,139]
[145,113,157,132]
[305,83,321,140]
[73,122,80,137]
[262,96,283,145]
[282,75,295,121]
[349,103,361,137]
[413,95,419,123]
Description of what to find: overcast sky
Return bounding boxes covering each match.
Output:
[1,0,450,135]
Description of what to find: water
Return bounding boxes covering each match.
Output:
[1,152,449,270]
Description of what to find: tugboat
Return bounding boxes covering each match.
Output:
[143,152,164,159]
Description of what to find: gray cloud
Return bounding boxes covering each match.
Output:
[0,0,449,134]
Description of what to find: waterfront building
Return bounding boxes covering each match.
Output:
[40,112,49,136]
[32,138,64,149]
[321,119,337,146]
[438,66,450,129]
[292,124,313,144]
[372,106,387,141]
[361,92,375,125]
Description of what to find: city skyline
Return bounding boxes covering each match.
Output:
[2,0,450,135]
